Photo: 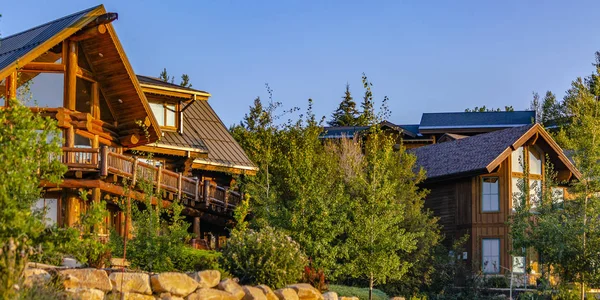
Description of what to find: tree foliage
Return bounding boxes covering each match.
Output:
[159,68,192,87]
[328,84,360,127]
[464,105,514,112]
[530,91,565,126]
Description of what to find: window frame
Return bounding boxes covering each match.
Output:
[149,101,179,130]
[482,238,501,274]
[510,145,544,211]
[481,176,500,212]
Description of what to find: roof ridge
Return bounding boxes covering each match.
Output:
[422,110,534,115]
[0,5,100,41]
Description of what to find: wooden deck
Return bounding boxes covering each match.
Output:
[58,146,242,212]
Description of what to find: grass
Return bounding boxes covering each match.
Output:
[327,284,389,300]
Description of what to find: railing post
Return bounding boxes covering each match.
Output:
[156,165,163,195]
[224,187,229,211]
[177,173,183,201]
[132,158,139,186]
[195,179,200,204]
[203,180,210,207]
[100,146,108,177]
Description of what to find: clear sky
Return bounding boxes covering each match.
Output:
[2,1,600,126]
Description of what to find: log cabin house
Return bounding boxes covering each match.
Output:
[412,123,580,281]
[0,5,256,249]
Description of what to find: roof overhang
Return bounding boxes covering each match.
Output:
[484,123,582,180]
[135,144,208,158]
[192,158,258,175]
[140,84,211,100]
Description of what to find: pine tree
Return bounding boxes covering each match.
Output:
[159,68,174,84]
[180,74,192,88]
[541,91,562,125]
[328,84,359,126]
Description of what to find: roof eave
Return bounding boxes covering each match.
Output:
[140,83,211,99]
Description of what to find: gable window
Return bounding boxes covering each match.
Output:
[511,146,544,211]
[482,177,499,212]
[149,102,177,129]
[511,147,524,173]
[482,238,501,274]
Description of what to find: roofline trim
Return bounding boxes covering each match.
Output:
[192,158,259,172]
[140,143,208,154]
[419,124,532,130]
[139,83,211,98]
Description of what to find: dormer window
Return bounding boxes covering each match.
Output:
[149,101,177,129]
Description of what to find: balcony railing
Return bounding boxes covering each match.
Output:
[58,146,242,212]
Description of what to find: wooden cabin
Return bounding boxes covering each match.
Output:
[412,124,580,281]
[0,5,255,249]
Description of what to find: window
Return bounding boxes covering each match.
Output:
[511,147,524,173]
[552,187,564,203]
[482,177,499,212]
[482,239,501,274]
[529,179,542,208]
[149,102,177,128]
[529,150,542,175]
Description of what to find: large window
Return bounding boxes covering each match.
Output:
[511,147,524,173]
[149,102,177,128]
[482,239,501,274]
[482,177,499,212]
[511,146,544,211]
[33,198,58,226]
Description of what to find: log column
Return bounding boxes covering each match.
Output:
[4,71,17,106]
[64,40,78,110]
[193,217,201,240]
[64,191,81,227]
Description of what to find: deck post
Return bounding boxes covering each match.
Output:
[224,187,229,211]
[156,165,163,195]
[193,217,201,240]
[100,146,108,177]
[132,159,139,186]
[5,71,16,105]
[195,179,200,204]
[177,173,183,201]
[203,180,210,207]
[65,40,77,110]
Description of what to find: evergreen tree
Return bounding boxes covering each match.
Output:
[159,68,175,84]
[358,74,376,126]
[541,91,562,125]
[530,92,542,122]
[180,74,192,88]
[328,84,359,127]
[464,105,515,112]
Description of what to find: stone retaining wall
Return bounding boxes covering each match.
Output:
[25,265,334,300]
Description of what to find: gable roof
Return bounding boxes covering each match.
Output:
[438,133,468,143]
[419,111,536,133]
[137,75,211,99]
[412,124,581,181]
[0,5,161,146]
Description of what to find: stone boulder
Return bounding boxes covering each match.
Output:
[218,278,246,300]
[257,284,279,300]
[339,297,358,300]
[23,268,51,287]
[390,298,406,300]
[159,292,185,300]
[59,268,112,291]
[110,292,156,300]
[322,292,338,300]
[189,270,221,288]
[243,285,267,300]
[187,288,238,300]
[65,288,104,300]
[274,288,300,300]
[287,284,323,300]
[151,272,199,297]
[109,272,152,295]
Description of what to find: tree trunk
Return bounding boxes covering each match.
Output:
[369,272,373,300]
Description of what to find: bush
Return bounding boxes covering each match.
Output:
[171,246,222,272]
[221,226,307,288]
[327,284,389,300]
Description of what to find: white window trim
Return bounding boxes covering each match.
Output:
[482,177,500,212]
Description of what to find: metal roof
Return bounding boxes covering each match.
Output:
[419,111,536,130]
[0,6,98,71]
[320,126,370,139]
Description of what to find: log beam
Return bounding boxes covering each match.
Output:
[20,62,65,73]
[120,134,140,147]
[70,24,107,42]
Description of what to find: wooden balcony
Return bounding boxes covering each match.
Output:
[57,147,242,213]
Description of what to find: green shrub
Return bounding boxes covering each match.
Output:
[327,284,389,300]
[221,226,307,288]
[171,246,222,272]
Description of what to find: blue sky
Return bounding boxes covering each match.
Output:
[2,1,600,126]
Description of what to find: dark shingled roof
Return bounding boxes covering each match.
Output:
[412,124,534,180]
[0,6,97,72]
[137,75,209,95]
[419,111,536,130]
